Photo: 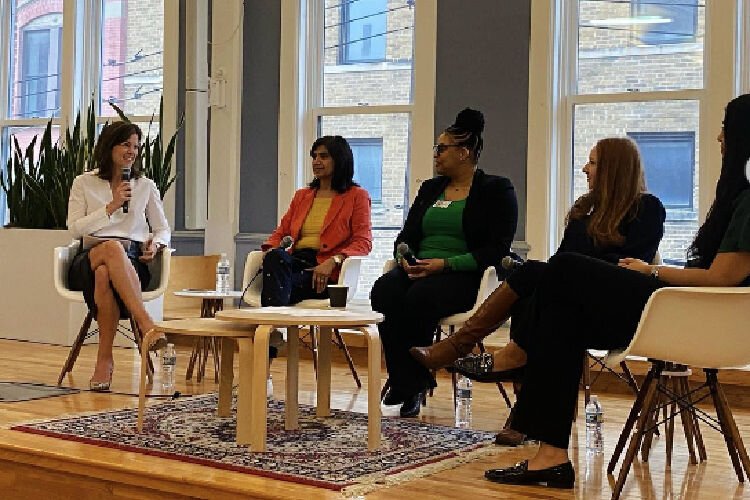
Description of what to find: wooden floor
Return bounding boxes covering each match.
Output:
[0,339,749,499]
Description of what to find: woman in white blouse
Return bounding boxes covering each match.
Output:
[67,121,171,391]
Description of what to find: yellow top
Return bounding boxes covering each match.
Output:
[295,197,333,250]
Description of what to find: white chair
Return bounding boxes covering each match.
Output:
[54,240,173,385]
[379,259,511,408]
[606,286,750,500]
[240,250,365,387]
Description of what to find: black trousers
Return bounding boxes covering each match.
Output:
[260,248,328,306]
[511,253,664,449]
[370,267,481,395]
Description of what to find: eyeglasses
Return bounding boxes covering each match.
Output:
[433,144,463,155]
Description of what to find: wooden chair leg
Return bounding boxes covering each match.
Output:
[212,336,221,383]
[706,370,747,482]
[185,337,200,380]
[714,372,750,480]
[619,361,640,395]
[665,376,677,467]
[640,376,663,463]
[609,363,660,474]
[612,362,663,499]
[681,376,707,461]
[57,312,94,385]
[333,328,361,388]
[673,375,699,465]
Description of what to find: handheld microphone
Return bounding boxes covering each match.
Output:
[280,235,294,250]
[396,242,418,266]
[121,167,131,213]
[501,255,524,271]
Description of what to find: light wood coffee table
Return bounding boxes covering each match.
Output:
[215,307,383,451]
[139,307,383,451]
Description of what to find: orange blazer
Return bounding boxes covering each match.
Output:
[262,186,373,277]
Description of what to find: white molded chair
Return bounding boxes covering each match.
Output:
[54,240,173,385]
[607,286,750,500]
[240,250,365,387]
[379,259,511,408]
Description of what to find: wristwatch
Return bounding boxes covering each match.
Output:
[650,265,660,279]
[332,254,344,266]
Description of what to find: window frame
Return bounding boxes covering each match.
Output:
[526,0,738,261]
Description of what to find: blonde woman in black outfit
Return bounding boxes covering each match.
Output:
[476,94,750,489]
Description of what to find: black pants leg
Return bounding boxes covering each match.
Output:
[505,260,549,351]
[261,248,326,306]
[370,267,481,396]
[510,253,664,449]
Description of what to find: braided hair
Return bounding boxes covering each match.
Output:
[445,108,485,163]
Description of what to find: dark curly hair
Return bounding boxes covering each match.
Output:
[94,121,143,181]
[688,94,750,268]
[308,135,359,193]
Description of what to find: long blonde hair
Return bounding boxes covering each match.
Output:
[567,137,646,247]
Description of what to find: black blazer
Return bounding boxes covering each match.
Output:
[394,168,518,272]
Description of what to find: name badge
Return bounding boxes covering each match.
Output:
[433,200,452,208]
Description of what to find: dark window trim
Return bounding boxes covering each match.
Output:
[349,137,384,203]
[631,0,699,45]
[628,130,696,212]
[339,0,387,65]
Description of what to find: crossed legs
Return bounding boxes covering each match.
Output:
[88,241,157,384]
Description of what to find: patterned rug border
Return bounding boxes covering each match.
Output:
[10,394,515,494]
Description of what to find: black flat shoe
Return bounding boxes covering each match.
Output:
[448,363,526,383]
[382,387,405,406]
[399,390,427,418]
[485,460,574,489]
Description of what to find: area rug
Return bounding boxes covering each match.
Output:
[11,393,508,496]
[0,382,79,402]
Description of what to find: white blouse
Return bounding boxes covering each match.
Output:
[67,170,171,246]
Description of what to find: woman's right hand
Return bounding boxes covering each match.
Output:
[109,180,132,212]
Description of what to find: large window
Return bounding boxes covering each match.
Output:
[310,0,417,298]
[567,0,706,265]
[1,0,171,225]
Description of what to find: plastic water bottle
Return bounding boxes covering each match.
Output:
[585,395,604,454]
[455,375,473,428]
[162,343,177,392]
[216,253,231,293]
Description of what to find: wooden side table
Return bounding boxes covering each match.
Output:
[173,290,243,382]
[215,307,384,451]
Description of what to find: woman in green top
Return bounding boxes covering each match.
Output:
[370,108,518,418]
[479,94,750,490]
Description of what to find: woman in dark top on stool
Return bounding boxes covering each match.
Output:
[370,108,518,418]
[466,93,750,490]
[411,137,665,441]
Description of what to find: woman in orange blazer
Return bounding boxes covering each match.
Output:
[260,135,372,306]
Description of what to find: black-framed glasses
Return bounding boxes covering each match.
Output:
[433,144,463,155]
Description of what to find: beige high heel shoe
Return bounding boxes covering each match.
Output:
[89,366,114,392]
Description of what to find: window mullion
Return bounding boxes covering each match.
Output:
[0,1,10,122]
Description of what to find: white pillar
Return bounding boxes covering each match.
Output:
[205,0,244,269]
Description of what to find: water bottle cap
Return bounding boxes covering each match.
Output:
[167,343,175,348]
[590,395,598,402]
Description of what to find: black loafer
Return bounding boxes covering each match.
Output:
[399,390,427,418]
[382,387,405,406]
[485,460,575,489]
[449,364,526,383]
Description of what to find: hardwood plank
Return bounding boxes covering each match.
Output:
[0,339,749,499]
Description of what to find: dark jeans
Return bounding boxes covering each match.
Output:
[260,248,328,306]
[370,267,481,396]
[511,253,664,449]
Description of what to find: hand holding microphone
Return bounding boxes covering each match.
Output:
[121,167,132,213]
[501,254,524,271]
[396,242,419,266]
